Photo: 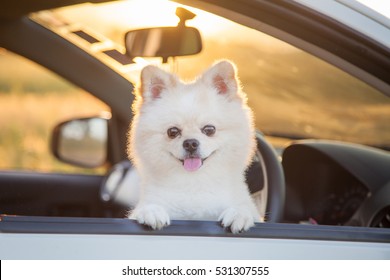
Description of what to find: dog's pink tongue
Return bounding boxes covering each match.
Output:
[183,157,202,172]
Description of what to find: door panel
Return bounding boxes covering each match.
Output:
[0,171,108,217]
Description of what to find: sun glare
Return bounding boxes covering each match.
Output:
[56,0,232,38]
[356,0,390,18]
[98,0,234,36]
[102,0,180,28]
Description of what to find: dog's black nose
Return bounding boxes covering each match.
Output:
[183,139,199,153]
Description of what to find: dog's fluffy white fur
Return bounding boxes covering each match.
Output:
[128,60,260,233]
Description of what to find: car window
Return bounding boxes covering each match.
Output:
[53,0,390,151]
[0,49,109,173]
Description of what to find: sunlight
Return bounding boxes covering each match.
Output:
[56,0,232,38]
[102,0,232,34]
[356,0,390,18]
[102,0,179,28]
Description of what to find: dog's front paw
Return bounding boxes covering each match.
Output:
[219,207,256,233]
[130,204,170,230]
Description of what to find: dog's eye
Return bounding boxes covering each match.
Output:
[167,127,181,139]
[202,125,216,137]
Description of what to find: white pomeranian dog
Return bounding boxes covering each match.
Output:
[128,60,261,233]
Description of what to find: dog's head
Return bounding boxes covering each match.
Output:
[129,60,255,175]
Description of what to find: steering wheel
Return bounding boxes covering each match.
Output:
[245,131,285,223]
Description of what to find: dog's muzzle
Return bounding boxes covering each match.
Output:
[182,139,202,172]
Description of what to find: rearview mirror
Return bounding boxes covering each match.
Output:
[51,117,108,168]
[124,7,202,62]
[125,26,202,62]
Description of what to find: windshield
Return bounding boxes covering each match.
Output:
[43,0,389,150]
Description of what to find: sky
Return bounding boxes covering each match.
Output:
[356,0,390,18]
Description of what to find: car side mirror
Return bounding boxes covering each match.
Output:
[124,7,202,62]
[51,116,109,168]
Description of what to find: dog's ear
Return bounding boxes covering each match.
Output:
[202,60,240,99]
[140,65,177,101]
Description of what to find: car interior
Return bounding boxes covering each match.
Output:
[0,0,389,243]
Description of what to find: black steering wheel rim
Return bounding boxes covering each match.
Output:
[250,132,285,223]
